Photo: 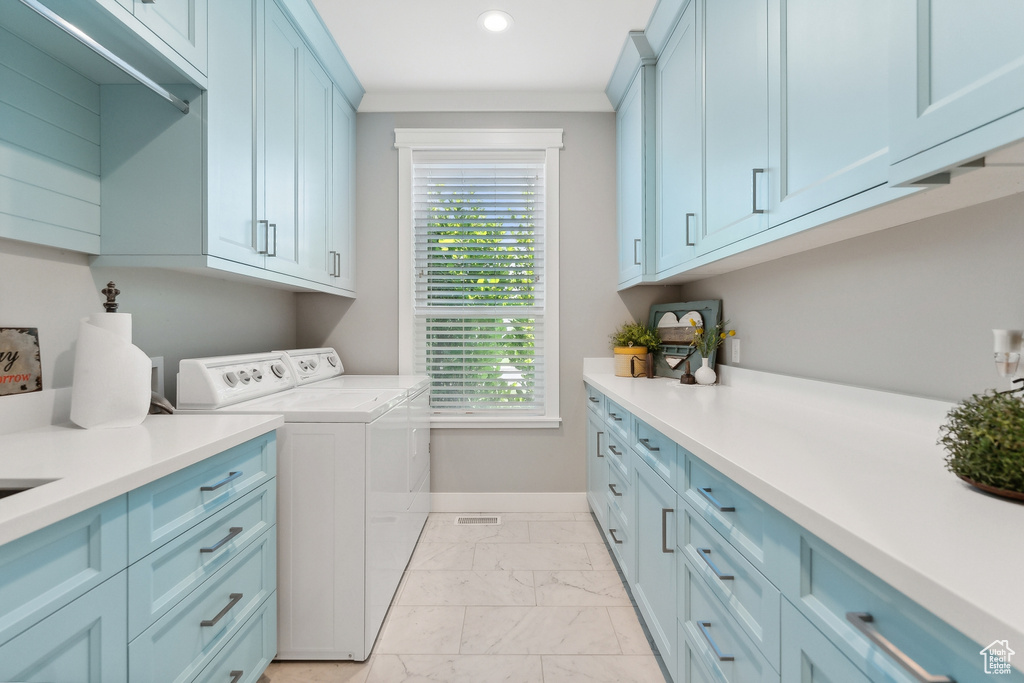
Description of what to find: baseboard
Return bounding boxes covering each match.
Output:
[430,492,589,513]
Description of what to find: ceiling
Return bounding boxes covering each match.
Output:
[311,0,658,112]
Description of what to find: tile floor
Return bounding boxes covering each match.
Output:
[261,512,670,683]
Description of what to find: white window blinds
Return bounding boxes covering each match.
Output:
[412,152,547,416]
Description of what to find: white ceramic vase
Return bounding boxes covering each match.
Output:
[694,357,717,385]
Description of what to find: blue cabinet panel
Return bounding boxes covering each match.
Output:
[781,599,868,683]
[134,0,208,74]
[0,572,128,683]
[634,457,678,674]
[193,596,277,683]
[0,495,126,646]
[617,69,647,285]
[586,409,608,530]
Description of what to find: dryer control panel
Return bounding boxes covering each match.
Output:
[277,348,344,386]
[177,352,295,409]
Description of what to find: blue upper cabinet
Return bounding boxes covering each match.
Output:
[133,0,208,74]
[889,1,1024,185]
[699,0,770,257]
[609,33,656,289]
[655,0,701,274]
[767,0,890,227]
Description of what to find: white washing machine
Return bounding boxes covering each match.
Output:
[177,350,430,661]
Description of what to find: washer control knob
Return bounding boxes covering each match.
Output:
[238,370,251,384]
[327,354,338,367]
[223,371,239,387]
[271,363,287,378]
[308,359,319,371]
[252,368,263,382]
[299,360,309,372]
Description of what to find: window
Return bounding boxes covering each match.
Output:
[396,129,562,428]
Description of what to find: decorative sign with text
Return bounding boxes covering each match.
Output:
[0,328,42,396]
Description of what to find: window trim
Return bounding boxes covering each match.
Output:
[396,128,563,429]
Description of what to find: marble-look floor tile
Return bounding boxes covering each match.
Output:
[607,606,656,655]
[528,520,604,544]
[408,543,477,570]
[541,655,668,682]
[473,543,592,571]
[262,659,373,683]
[375,605,466,654]
[419,520,531,544]
[534,570,632,606]
[499,512,576,521]
[585,543,617,571]
[367,654,543,683]
[574,512,597,522]
[460,606,621,655]
[398,570,536,606]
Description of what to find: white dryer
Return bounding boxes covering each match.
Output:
[177,350,430,661]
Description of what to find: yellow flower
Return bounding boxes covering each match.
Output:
[689,319,696,326]
[729,330,736,336]
[720,332,726,339]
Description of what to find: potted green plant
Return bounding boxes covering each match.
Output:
[610,321,661,377]
[939,390,1024,501]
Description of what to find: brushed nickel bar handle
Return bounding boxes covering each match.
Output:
[846,613,953,683]
[608,483,622,497]
[200,527,243,554]
[329,250,337,276]
[17,0,189,114]
[633,238,641,265]
[638,437,660,452]
[256,220,268,253]
[229,671,244,683]
[335,251,342,277]
[609,528,623,544]
[662,508,674,553]
[607,412,623,422]
[201,593,243,627]
[697,621,735,662]
[697,548,734,581]
[588,396,600,403]
[698,487,735,512]
[685,213,696,246]
[201,471,242,492]
[608,445,622,456]
[752,168,766,214]
[596,431,604,458]
[267,223,278,257]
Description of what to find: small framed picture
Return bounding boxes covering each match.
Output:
[0,328,42,396]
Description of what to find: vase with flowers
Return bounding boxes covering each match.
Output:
[689,318,735,385]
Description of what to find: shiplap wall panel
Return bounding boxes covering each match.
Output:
[0,26,101,251]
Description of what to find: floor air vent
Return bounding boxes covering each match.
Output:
[455,515,501,526]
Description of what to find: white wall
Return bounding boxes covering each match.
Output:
[682,191,1024,402]
[297,112,680,494]
[0,239,297,402]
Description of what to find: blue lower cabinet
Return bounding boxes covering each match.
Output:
[194,595,277,683]
[0,572,128,683]
[681,558,777,683]
[129,528,276,683]
[634,457,677,674]
[781,599,868,683]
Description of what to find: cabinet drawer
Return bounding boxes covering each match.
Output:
[128,433,275,562]
[679,621,726,683]
[605,500,635,584]
[0,495,126,646]
[129,528,276,683]
[684,455,776,577]
[128,481,276,639]
[632,417,677,490]
[788,533,1001,683]
[680,561,777,683]
[0,571,128,683]
[781,599,868,683]
[605,430,631,485]
[193,596,276,683]
[606,452,633,526]
[680,504,780,669]
[584,384,604,415]
[604,397,631,441]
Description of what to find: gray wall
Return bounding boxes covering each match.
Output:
[297,112,678,494]
[682,191,1024,402]
[0,239,297,402]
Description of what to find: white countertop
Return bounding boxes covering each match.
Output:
[583,359,1024,647]
[0,402,283,548]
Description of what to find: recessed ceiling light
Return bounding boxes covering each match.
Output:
[478,10,514,33]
